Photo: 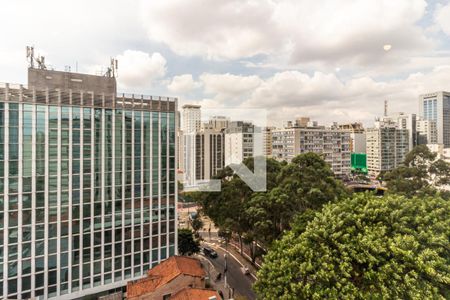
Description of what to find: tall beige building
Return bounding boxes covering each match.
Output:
[262,127,274,157]
[366,120,410,176]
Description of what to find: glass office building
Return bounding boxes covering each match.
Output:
[0,74,177,299]
[419,91,450,147]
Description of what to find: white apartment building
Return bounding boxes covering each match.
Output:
[417,119,438,145]
[181,105,201,187]
[224,122,255,166]
[366,120,410,176]
[272,123,351,177]
[181,105,201,134]
[383,113,416,151]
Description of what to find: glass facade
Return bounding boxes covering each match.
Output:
[0,87,177,299]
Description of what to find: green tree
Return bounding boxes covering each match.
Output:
[191,213,204,235]
[245,153,348,246]
[384,145,450,199]
[254,193,450,299]
[178,228,200,256]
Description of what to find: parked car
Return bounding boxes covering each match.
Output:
[202,246,218,258]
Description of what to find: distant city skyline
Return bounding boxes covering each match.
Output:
[2,1,450,125]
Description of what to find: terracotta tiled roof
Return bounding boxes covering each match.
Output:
[127,256,206,298]
[170,288,220,300]
[147,256,205,284]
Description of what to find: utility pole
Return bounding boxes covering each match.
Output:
[224,251,228,288]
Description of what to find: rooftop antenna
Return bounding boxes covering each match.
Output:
[36,55,47,70]
[105,57,118,77]
[26,46,35,68]
[384,100,388,117]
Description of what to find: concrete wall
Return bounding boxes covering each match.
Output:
[28,68,117,95]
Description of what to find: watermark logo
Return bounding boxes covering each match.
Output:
[180,108,267,192]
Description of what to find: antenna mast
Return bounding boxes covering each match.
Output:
[26,46,35,68]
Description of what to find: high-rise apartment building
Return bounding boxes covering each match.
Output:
[366,120,409,176]
[181,105,201,187]
[181,105,201,134]
[383,113,417,150]
[261,127,274,157]
[195,128,225,181]
[0,67,177,300]
[419,91,450,147]
[416,118,438,145]
[272,121,351,177]
[224,121,255,166]
[337,123,366,153]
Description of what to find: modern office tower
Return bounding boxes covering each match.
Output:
[272,121,351,177]
[0,67,177,300]
[383,113,417,151]
[261,127,274,157]
[419,91,450,147]
[416,118,438,145]
[224,121,255,166]
[181,105,200,187]
[366,120,409,176]
[337,123,366,153]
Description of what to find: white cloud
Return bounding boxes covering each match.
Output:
[434,2,450,36]
[116,50,167,88]
[140,0,279,60]
[167,74,201,93]
[140,0,430,67]
[200,73,262,97]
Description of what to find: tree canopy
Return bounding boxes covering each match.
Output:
[178,228,200,256]
[254,193,450,299]
[383,145,450,199]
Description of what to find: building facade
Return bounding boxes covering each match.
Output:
[419,91,450,147]
[224,121,255,166]
[366,120,409,176]
[194,129,225,182]
[0,68,177,299]
[272,123,351,177]
[416,119,438,145]
[337,123,366,153]
[181,105,201,187]
[261,127,274,157]
[384,113,417,151]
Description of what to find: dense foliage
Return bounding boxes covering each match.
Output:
[383,145,450,199]
[254,193,450,299]
[192,154,347,260]
[178,228,200,256]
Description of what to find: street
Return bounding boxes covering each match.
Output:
[202,242,257,300]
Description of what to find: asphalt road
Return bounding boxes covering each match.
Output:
[202,243,257,300]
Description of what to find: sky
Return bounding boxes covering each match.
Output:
[1,0,450,126]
